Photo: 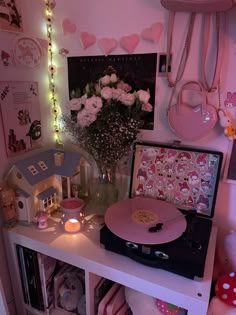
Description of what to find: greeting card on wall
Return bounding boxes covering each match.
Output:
[0,81,41,157]
[67,53,157,130]
[0,0,23,33]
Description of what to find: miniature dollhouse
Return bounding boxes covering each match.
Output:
[4,149,86,224]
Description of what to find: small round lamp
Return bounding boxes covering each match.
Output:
[60,198,85,233]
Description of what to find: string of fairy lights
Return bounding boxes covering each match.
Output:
[44,0,62,146]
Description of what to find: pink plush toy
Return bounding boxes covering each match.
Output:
[207,231,236,315]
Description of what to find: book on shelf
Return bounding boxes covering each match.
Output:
[15,244,30,305]
[94,278,114,314]
[37,252,58,314]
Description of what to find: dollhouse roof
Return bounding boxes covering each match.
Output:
[14,149,81,186]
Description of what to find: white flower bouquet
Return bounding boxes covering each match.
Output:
[63,66,153,173]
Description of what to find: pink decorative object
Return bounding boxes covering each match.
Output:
[60,198,85,233]
[224,92,236,108]
[168,81,218,141]
[156,299,181,315]
[141,22,163,44]
[35,211,48,229]
[120,34,140,54]
[79,32,96,49]
[98,38,118,55]
[62,18,77,35]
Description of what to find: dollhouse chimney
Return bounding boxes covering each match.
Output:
[54,151,64,166]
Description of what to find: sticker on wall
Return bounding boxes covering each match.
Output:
[224,92,236,108]
[0,0,23,33]
[120,34,140,54]
[79,32,96,49]
[141,22,163,44]
[1,50,11,66]
[62,18,77,35]
[12,35,43,68]
[98,37,117,56]
[59,47,69,57]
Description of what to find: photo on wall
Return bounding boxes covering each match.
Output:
[224,140,236,184]
[0,0,23,33]
[67,53,158,130]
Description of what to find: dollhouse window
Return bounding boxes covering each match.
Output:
[38,161,48,171]
[27,165,39,175]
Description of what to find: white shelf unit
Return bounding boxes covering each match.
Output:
[3,217,217,315]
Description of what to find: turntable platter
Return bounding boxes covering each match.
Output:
[105,197,187,245]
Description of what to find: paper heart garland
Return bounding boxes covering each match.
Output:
[120,34,140,54]
[98,38,117,55]
[62,18,77,35]
[79,32,96,49]
[141,22,163,44]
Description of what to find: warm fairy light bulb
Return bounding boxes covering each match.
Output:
[49,64,56,74]
[44,0,62,146]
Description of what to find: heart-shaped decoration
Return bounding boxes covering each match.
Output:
[79,32,96,49]
[168,103,218,141]
[141,22,163,44]
[98,38,117,56]
[62,18,77,35]
[120,34,140,54]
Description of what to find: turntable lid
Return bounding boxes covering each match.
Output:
[105,197,187,245]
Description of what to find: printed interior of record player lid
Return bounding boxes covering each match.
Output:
[105,197,187,245]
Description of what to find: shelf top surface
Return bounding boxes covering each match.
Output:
[4,213,217,304]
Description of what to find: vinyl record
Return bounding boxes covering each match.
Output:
[105,197,187,245]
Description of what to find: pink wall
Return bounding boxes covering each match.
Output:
[1,0,236,310]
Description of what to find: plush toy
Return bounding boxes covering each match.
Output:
[218,110,236,140]
[125,287,187,315]
[207,231,236,315]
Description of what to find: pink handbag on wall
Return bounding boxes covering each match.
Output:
[168,81,218,141]
[161,0,235,13]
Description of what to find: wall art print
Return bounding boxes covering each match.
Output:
[67,53,157,130]
[0,0,23,33]
[0,81,42,157]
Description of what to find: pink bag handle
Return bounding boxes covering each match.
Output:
[177,81,207,113]
[201,12,226,92]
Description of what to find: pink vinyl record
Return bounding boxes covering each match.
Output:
[105,197,187,245]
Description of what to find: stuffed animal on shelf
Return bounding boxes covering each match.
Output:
[125,287,187,315]
[218,110,236,140]
[207,231,236,315]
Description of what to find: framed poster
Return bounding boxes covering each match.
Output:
[0,81,42,157]
[67,53,157,130]
[224,140,236,184]
[0,0,23,33]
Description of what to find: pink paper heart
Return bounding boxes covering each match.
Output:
[141,22,163,44]
[120,34,140,54]
[98,38,117,56]
[79,32,96,49]
[62,18,77,35]
[168,103,218,141]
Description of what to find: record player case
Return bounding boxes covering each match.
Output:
[100,141,223,279]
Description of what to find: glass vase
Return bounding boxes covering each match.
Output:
[89,162,119,216]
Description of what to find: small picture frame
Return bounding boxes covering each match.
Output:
[158,53,172,77]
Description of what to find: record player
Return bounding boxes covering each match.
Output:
[100,141,223,279]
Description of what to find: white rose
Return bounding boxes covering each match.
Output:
[100,75,110,86]
[77,109,97,127]
[110,73,118,83]
[137,90,150,104]
[117,80,132,93]
[101,86,113,100]
[120,93,135,106]
[65,96,86,110]
[112,88,124,100]
[142,102,153,112]
[85,96,103,114]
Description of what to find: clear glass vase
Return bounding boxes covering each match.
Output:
[89,162,119,216]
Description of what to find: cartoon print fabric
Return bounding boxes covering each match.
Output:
[131,144,221,217]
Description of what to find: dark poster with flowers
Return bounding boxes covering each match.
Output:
[67,53,157,130]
